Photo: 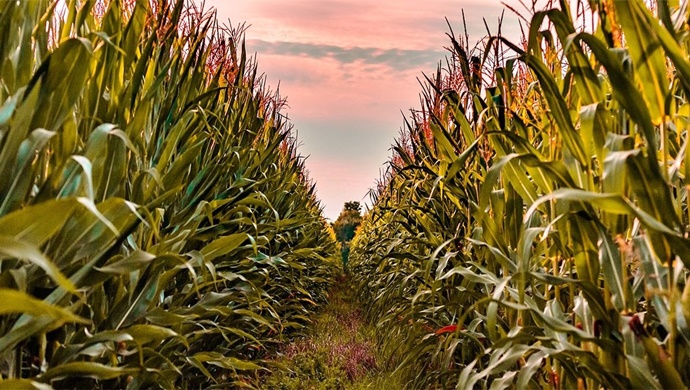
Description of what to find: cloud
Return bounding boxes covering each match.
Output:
[220,0,518,50]
[247,39,445,71]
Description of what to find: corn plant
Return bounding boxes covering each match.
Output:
[351,0,690,388]
[0,0,338,388]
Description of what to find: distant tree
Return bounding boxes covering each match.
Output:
[333,201,362,242]
[343,201,361,213]
[332,201,362,269]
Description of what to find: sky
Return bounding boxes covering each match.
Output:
[203,0,532,221]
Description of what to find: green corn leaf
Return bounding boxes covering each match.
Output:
[614,0,669,124]
[201,233,249,262]
[0,236,77,294]
[596,225,631,312]
[60,155,94,200]
[124,324,179,345]
[39,362,138,382]
[0,128,55,214]
[33,37,94,130]
[95,250,156,274]
[569,32,659,156]
[0,198,78,246]
[0,92,19,128]
[189,352,264,371]
[627,354,663,390]
[541,9,604,104]
[521,53,589,168]
[0,288,88,324]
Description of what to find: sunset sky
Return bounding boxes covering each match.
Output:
[204,0,533,221]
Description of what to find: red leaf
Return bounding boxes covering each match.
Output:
[435,324,458,336]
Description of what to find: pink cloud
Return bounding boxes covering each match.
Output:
[217,0,516,49]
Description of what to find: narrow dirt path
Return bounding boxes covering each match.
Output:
[259,273,403,390]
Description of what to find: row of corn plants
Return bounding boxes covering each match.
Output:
[0,0,339,388]
[351,0,690,388]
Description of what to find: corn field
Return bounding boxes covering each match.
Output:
[351,0,690,388]
[5,0,690,388]
[0,0,338,388]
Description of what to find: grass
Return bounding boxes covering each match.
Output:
[259,274,405,390]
